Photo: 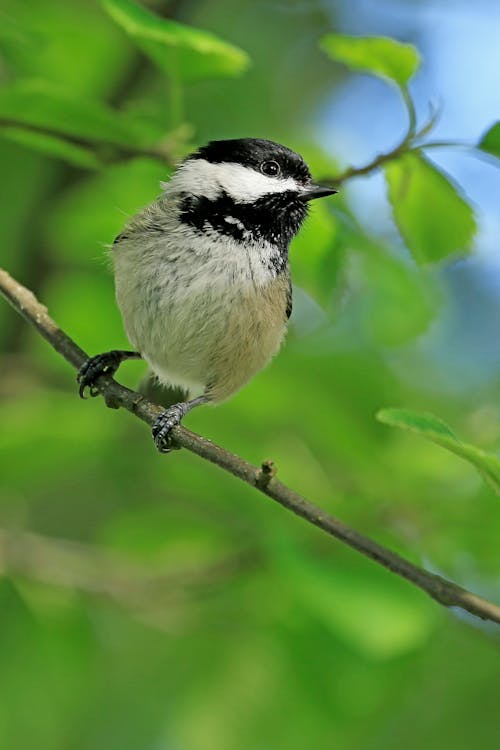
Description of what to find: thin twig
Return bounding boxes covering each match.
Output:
[1,267,499,625]
[0,118,174,166]
[0,527,249,604]
[323,112,420,185]
[324,141,409,186]
[411,140,472,151]
[324,139,474,186]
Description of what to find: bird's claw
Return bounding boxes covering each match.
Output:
[77,351,122,399]
[152,405,186,453]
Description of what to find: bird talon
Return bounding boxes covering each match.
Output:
[152,405,186,453]
[77,351,121,399]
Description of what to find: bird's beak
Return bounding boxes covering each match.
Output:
[299,183,338,202]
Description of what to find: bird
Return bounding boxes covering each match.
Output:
[77,138,336,452]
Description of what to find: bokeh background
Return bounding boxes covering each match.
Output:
[1,0,500,748]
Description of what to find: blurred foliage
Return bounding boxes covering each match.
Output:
[1,0,500,749]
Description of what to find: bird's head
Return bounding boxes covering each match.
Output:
[164,138,336,245]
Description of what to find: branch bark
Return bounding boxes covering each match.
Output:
[1,267,499,626]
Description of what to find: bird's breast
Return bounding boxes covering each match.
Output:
[202,272,290,402]
[114,226,290,401]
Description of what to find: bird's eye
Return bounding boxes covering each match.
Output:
[260,160,280,177]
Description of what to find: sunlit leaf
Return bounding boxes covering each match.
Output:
[385,152,476,263]
[478,121,500,158]
[377,408,500,495]
[320,33,420,87]
[101,0,250,81]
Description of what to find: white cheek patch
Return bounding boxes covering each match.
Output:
[224,216,245,231]
[163,158,300,203]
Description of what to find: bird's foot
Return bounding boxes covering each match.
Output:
[77,350,126,398]
[152,404,188,453]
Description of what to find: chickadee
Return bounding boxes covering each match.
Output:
[78,138,336,451]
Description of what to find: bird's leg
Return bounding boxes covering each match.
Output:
[77,350,141,398]
[152,395,208,453]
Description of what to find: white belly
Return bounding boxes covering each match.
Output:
[114,236,289,402]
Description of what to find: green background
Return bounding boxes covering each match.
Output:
[1,0,499,748]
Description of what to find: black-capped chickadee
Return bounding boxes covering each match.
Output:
[78,138,336,451]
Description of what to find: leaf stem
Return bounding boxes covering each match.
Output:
[412,140,471,151]
[401,85,417,138]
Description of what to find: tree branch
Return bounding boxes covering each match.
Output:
[0,117,474,187]
[1,266,499,625]
[0,118,175,166]
[0,527,250,615]
[322,96,471,188]
[325,141,409,186]
[327,140,474,186]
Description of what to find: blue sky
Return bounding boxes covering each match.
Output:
[316,0,500,390]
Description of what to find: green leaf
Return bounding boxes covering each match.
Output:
[377,408,500,495]
[478,121,500,158]
[0,78,154,149]
[101,0,250,81]
[320,33,420,87]
[385,152,476,264]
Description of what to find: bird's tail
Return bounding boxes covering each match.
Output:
[138,369,188,409]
